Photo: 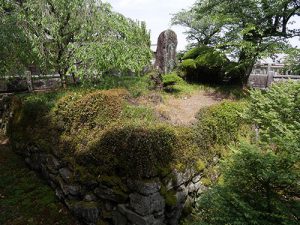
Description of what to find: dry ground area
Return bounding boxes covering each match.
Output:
[153,90,224,125]
[157,91,223,125]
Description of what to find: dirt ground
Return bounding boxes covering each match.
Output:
[152,90,224,125]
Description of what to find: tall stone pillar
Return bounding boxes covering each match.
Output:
[154,30,178,74]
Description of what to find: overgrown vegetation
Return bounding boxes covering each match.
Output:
[7,71,300,225]
[9,88,201,180]
[194,101,249,155]
[185,81,300,225]
[179,45,242,84]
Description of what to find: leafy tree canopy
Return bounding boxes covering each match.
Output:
[284,48,300,74]
[173,0,300,84]
[0,0,152,86]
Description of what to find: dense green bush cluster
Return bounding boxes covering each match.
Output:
[194,101,248,154]
[9,84,251,182]
[162,73,185,92]
[247,81,300,146]
[180,45,242,84]
[51,89,128,132]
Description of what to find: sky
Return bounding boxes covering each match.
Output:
[104,0,196,51]
[104,0,300,51]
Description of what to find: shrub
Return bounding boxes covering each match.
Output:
[247,81,300,146]
[179,45,243,84]
[189,142,300,225]
[182,46,211,60]
[179,46,228,84]
[162,73,184,87]
[51,89,129,132]
[162,73,185,93]
[194,101,248,154]
[180,59,197,70]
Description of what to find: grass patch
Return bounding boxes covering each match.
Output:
[0,144,79,225]
[79,75,151,98]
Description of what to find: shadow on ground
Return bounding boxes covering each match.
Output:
[0,136,81,225]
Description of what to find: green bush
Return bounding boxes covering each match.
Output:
[179,45,242,84]
[180,59,197,70]
[8,92,64,153]
[72,122,201,179]
[162,73,184,89]
[182,46,211,60]
[194,101,248,153]
[247,81,300,146]
[51,89,128,132]
[189,142,300,225]
[83,123,178,178]
[187,81,300,225]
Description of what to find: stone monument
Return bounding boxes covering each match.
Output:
[154,29,178,74]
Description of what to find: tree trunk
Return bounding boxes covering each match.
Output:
[59,70,67,89]
[242,61,256,88]
[238,50,258,88]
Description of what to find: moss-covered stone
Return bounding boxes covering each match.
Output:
[9,89,234,181]
[160,185,177,206]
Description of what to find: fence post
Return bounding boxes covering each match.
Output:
[266,71,274,88]
[25,71,33,92]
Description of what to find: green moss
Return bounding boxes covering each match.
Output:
[0,145,78,225]
[9,88,210,180]
[122,104,156,122]
[98,175,128,193]
[111,187,129,202]
[200,178,212,186]
[195,159,206,172]
[96,219,109,225]
[160,185,177,206]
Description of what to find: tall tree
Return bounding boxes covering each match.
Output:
[19,0,100,87]
[173,0,300,85]
[75,10,152,81]
[0,1,38,77]
[284,48,300,74]
[10,0,151,86]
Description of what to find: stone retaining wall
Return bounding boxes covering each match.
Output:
[4,92,208,225]
[14,143,206,225]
